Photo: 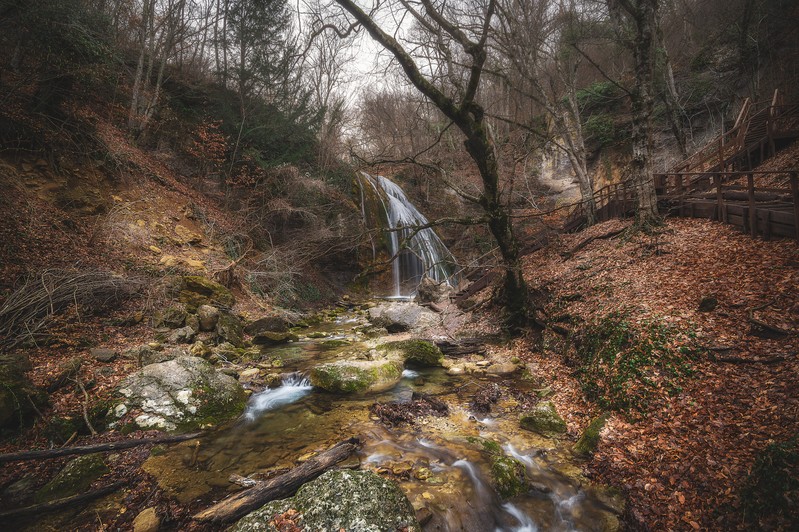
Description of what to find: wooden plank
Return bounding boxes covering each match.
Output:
[748,173,756,236]
[792,172,799,243]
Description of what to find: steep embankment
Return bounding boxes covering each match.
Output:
[468,217,798,530]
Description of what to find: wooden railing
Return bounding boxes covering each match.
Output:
[653,170,799,241]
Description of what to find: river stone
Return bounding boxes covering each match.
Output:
[116,356,246,432]
[310,359,403,394]
[252,331,298,346]
[35,454,108,503]
[520,401,568,436]
[197,305,219,331]
[367,302,438,333]
[232,469,420,532]
[378,339,444,367]
[244,316,291,335]
[486,362,519,375]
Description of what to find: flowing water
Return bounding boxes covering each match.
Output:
[142,311,620,531]
[357,172,458,297]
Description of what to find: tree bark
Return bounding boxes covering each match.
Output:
[193,437,361,523]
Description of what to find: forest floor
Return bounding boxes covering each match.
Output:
[477,217,799,531]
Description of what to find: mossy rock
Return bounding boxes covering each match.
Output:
[574,413,609,456]
[180,276,235,311]
[232,470,420,532]
[319,339,351,349]
[0,353,48,430]
[378,340,444,367]
[153,304,187,328]
[468,437,528,499]
[35,455,108,503]
[520,401,568,436]
[252,331,299,346]
[310,359,403,394]
[216,312,245,348]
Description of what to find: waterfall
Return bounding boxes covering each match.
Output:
[358,172,458,297]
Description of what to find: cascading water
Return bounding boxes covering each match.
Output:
[358,172,458,297]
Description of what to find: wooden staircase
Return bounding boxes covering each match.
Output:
[452,91,799,305]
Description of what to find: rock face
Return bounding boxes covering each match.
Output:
[116,357,246,431]
[367,302,437,333]
[232,470,420,532]
[180,276,235,311]
[519,401,568,436]
[215,312,245,348]
[310,359,403,394]
[378,340,444,367]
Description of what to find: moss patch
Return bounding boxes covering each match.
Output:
[310,359,403,394]
[180,276,235,311]
[468,437,528,499]
[520,401,568,436]
[574,413,609,456]
[35,455,108,503]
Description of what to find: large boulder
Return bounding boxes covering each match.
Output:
[520,401,568,436]
[310,359,403,394]
[232,470,420,532]
[251,331,298,346]
[378,339,444,367]
[367,302,437,333]
[244,316,292,336]
[415,276,450,304]
[180,276,235,311]
[196,305,220,331]
[0,353,47,430]
[116,356,246,431]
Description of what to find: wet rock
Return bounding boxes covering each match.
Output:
[367,302,437,333]
[486,362,518,375]
[168,326,196,344]
[232,470,420,532]
[90,348,117,363]
[520,401,568,436]
[471,438,528,499]
[310,359,403,394]
[196,305,219,331]
[133,507,160,532]
[378,339,444,367]
[180,276,235,311]
[215,312,245,348]
[238,368,260,382]
[244,316,291,335]
[252,331,298,346]
[35,455,108,503]
[115,356,246,432]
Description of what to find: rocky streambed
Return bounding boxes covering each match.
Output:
[134,301,623,531]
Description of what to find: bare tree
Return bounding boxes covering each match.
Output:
[332,0,532,327]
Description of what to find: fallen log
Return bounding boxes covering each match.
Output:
[193,437,361,523]
[562,227,625,260]
[0,480,126,519]
[0,432,202,463]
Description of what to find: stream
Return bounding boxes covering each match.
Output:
[143,310,619,531]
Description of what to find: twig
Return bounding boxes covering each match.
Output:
[76,378,97,436]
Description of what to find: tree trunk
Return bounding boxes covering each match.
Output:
[627,0,660,225]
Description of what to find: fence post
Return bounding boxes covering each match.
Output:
[748,173,757,237]
[714,173,724,222]
[791,172,799,243]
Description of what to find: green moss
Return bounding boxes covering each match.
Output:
[319,339,350,349]
[378,340,444,367]
[35,455,108,503]
[574,311,700,416]
[310,360,402,393]
[520,401,568,436]
[574,413,609,456]
[468,437,528,499]
[180,276,235,311]
[739,434,799,525]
